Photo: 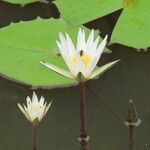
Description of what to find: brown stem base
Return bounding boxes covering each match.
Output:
[129,125,135,150]
[33,125,37,150]
[81,140,89,150]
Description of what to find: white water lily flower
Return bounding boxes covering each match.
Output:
[39,29,119,81]
[18,92,52,125]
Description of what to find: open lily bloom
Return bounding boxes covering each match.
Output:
[18,92,52,125]
[40,29,119,82]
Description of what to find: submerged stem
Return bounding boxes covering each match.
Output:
[32,125,37,150]
[129,125,135,150]
[78,82,89,150]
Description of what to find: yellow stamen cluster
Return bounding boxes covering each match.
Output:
[28,105,42,113]
[71,53,92,69]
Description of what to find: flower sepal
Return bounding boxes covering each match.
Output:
[88,59,120,80]
[32,118,39,126]
[76,72,86,83]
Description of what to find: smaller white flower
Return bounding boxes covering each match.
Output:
[18,92,52,125]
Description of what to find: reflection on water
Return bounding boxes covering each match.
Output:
[1,49,150,150]
[0,76,127,150]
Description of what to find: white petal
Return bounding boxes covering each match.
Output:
[51,33,76,76]
[39,96,44,106]
[65,33,75,57]
[56,41,75,75]
[59,33,71,56]
[76,59,84,76]
[39,61,74,79]
[89,60,120,79]
[18,103,30,121]
[96,35,108,58]
[56,41,68,58]
[85,35,108,76]
[77,29,82,50]
[26,96,31,107]
[44,101,52,116]
[23,104,32,122]
[32,92,38,105]
[86,29,94,52]
[85,57,97,77]
[88,35,100,56]
[77,29,85,51]
[38,103,46,121]
[93,36,100,52]
[18,103,26,116]
[59,32,67,50]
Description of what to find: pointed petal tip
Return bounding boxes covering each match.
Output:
[58,32,63,36]
[79,28,82,31]
[32,91,36,96]
[65,33,71,39]
[114,59,121,63]
[17,103,21,107]
[39,60,45,64]
[90,29,94,34]
[129,99,133,103]
[49,101,53,106]
[32,91,38,103]
[46,101,52,110]
[91,28,94,32]
[103,35,108,43]
[56,40,60,45]
[59,32,65,40]
[26,96,30,100]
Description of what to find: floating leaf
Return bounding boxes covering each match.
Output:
[3,0,46,5]
[54,0,122,27]
[0,18,109,88]
[111,0,150,49]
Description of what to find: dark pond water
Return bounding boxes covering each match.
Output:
[0,1,150,150]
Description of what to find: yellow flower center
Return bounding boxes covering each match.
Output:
[28,105,43,120]
[71,52,91,69]
[30,105,42,112]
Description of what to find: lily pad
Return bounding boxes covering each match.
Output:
[2,0,47,5]
[0,18,109,88]
[111,0,150,49]
[54,0,122,27]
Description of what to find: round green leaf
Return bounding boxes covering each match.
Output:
[54,0,122,27]
[0,18,79,88]
[0,18,109,88]
[111,0,150,49]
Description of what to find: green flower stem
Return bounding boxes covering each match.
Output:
[78,82,89,150]
[32,124,37,150]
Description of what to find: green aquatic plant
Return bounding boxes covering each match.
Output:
[18,92,52,150]
[0,18,110,88]
[40,29,119,150]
